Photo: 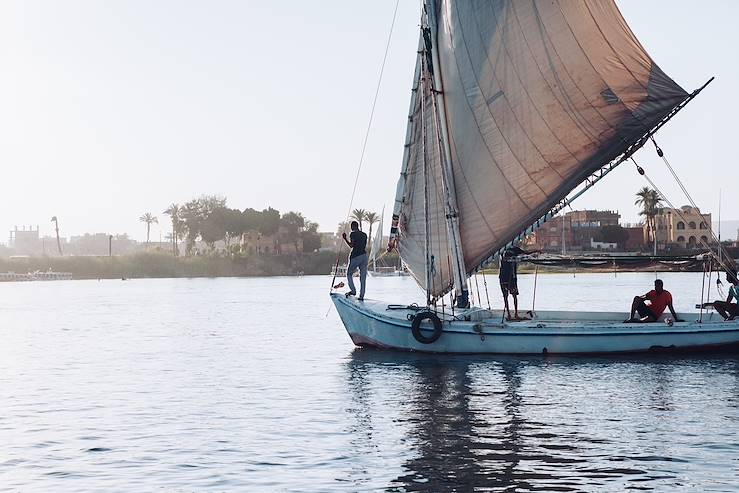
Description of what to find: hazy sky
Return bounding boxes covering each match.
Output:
[1,1,737,242]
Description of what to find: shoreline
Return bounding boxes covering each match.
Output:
[0,252,718,281]
[0,251,338,280]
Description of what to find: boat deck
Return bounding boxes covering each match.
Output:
[340,295,729,334]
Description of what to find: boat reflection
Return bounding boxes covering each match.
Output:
[344,351,587,491]
[343,350,739,491]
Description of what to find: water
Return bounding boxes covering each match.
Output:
[0,273,738,492]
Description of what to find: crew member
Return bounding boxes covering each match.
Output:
[342,221,368,301]
[500,246,529,320]
[625,279,683,323]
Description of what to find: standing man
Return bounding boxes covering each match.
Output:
[499,246,529,320]
[342,221,368,301]
[625,279,683,323]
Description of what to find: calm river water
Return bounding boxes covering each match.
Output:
[1,273,738,492]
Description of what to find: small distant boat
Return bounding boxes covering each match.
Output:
[368,209,409,278]
[0,270,72,282]
[30,270,73,281]
[369,266,407,277]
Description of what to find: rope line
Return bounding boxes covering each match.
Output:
[633,153,735,276]
[651,139,734,271]
[481,269,491,310]
[330,0,401,291]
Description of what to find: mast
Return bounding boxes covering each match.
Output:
[424,0,469,308]
[421,84,433,305]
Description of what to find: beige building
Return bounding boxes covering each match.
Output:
[651,206,711,249]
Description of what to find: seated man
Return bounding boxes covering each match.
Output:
[625,279,683,323]
[712,272,739,320]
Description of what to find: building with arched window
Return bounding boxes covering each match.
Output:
[650,205,712,250]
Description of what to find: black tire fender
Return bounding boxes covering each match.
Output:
[411,311,443,344]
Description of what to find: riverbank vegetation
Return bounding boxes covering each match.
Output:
[157,195,322,257]
[0,251,338,279]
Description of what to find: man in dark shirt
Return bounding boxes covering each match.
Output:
[342,221,368,301]
[499,246,526,320]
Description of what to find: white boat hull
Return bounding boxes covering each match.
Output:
[331,293,739,354]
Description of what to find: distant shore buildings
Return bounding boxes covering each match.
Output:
[526,206,716,254]
[0,205,724,258]
[652,206,711,250]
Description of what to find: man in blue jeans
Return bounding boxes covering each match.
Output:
[342,221,368,301]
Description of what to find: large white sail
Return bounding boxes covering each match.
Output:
[395,43,456,295]
[394,0,688,297]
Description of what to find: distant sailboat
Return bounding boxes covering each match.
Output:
[332,0,739,353]
[369,208,408,277]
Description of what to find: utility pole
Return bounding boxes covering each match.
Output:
[109,235,113,257]
[51,216,63,256]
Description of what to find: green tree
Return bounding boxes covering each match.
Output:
[177,195,227,255]
[280,211,305,254]
[364,211,379,252]
[139,212,158,247]
[180,200,202,255]
[223,208,245,251]
[350,208,366,230]
[635,187,662,253]
[242,208,261,233]
[259,207,281,237]
[200,206,229,252]
[163,203,181,256]
[302,221,321,253]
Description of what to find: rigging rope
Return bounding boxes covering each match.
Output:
[531,264,539,315]
[632,154,735,276]
[473,273,482,308]
[330,0,401,291]
[652,139,734,271]
[481,269,491,310]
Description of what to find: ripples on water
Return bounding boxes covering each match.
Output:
[0,273,737,491]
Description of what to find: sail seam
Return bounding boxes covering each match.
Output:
[554,1,648,130]
[438,4,535,223]
[448,1,549,201]
[507,1,610,156]
[581,1,650,95]
[475,1,572,181]
[527,1,611,143]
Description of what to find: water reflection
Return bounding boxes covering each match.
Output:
[344,350,739,492]
[344,352,582,491]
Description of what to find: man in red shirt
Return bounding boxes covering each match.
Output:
[625,279,683,323]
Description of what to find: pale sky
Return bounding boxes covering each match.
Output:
[1,1,737,242]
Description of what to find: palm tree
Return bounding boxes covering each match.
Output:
[635,187,662,253]
[350,208,367,229]
[364,211,379,252]
[139,212,158,247]
[163,203,181,256]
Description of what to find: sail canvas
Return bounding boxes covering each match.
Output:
[395,0,688,297]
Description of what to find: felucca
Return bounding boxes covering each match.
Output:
[331,0,739,354]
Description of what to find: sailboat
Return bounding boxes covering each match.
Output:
[331,0,739,354]
[369,209,409,277]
